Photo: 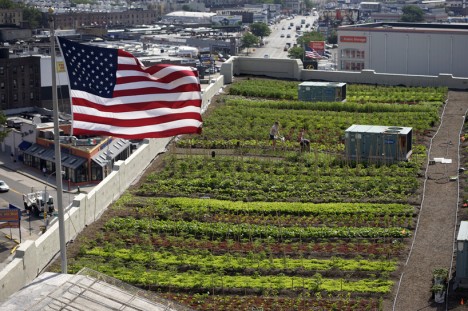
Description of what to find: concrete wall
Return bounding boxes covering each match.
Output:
[0,76,225,302]
[225,56,468,89]
[231,57,303,80]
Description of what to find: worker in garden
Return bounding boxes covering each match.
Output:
[269,121,280,149]
[299,128,311,152]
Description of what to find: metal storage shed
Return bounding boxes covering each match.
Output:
[345,124,412,162]
[298,81,346,102]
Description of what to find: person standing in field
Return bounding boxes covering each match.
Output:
[299,128,311,152]
[269,121,280,149]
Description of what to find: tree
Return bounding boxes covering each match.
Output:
[327,30,337,44]
[241,32,259,55]
[0,112,9,143]
[296,31,325,47]
[0,0,14,9]
[400,5,425,22]
[22,6,42,28]
[249,22,271,38]
[287,46,305,60]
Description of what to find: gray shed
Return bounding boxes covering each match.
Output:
[345,124,412,162]
[298,81,346,102]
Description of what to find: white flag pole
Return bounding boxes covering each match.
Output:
[49,7,67,274]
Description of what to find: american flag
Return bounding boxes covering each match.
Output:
[304,43,322,59]
[57,37,202,139]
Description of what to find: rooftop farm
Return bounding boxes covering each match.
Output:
[58,79,447,310]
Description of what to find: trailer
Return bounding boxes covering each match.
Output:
[23,191,54,216]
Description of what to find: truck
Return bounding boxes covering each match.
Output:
[23,191,54,216]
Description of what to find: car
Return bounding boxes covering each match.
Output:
[280,34,285,38]
[287,26,292,30]
[283,46,288,51]
[0,180,9,192]
[282,27,285,30]
[264,54,269,58]
[286,34,291,38]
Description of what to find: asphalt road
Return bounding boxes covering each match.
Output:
[249,15,319,59]
[0,167,76,267]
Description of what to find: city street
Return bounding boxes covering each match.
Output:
[0,158,81,267]
[249,14,319,59]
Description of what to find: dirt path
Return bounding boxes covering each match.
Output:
[388,91,468,311]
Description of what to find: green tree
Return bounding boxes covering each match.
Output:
[400,5,425,22]
[249,22,271,38]
[22,6,42,28]
[288,46,305,60]
[0,0,14,9]
[0,112,9,142]
[297,31,325,46]
[327,30,337,44]
[241,32,259,55]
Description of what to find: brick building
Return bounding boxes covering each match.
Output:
[0,51,41,111]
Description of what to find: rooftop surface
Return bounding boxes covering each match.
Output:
[0,269,188,311]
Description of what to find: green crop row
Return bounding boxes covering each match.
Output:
[104,218,411,240]
[84,247,398,273]
[136,155,420,203]
[68,262,394,294]
[118,196,414,217]
[224,97,442,113]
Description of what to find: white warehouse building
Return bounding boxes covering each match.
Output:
[336,23,468,78]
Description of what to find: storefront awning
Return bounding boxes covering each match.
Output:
[24,144,86,170]
[18,141,32,151]
[92,138,131,167]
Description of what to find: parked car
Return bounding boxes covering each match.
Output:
[286,34,291,38]
[280,34,285,38]
[0,180,9,192]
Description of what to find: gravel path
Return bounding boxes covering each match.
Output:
[387,91,468,311]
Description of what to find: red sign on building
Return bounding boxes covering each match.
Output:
[340,36,367,43]
[310,41,325,51]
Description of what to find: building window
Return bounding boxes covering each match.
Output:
[0,94,4,103]
[0,82,3,89]
[30,91,34,99]
[13,93,17,101]
[341,61,365,71]
[342,48,365,59]
[20,65,24,72]
[0,66,4,75]
[12,66,17,74]
[13,79,16,88]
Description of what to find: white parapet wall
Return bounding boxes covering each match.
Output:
[221,56,468,89]
[0,75,225,303]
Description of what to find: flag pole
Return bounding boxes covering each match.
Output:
[49,7,67,274]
